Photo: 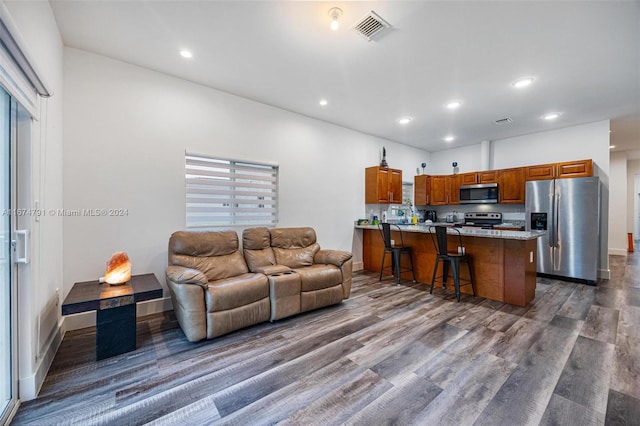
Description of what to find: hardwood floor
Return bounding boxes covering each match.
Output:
[12,254,640,425]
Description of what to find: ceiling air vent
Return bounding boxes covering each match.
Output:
[494,117,513,125]
[352,10,391,41]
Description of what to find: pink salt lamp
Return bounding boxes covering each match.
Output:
[105,252,131,285]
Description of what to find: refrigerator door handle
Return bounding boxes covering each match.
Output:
[549,184,556,248]
[554,191,560,248]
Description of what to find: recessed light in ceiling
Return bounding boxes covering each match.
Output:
[319,99,328,106]
[446,101,462,110]
[444,135,455,142]
[512,77,535,88]
[397,117,413,125]
[543,112,560,120]
[609,145,616,149]
[180,49,193,59]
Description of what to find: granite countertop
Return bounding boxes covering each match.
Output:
[355,223,545,241]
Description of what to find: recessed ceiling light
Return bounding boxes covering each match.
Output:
[180,49,193,59]
[319,99,328,106]
[512,77,535,88]
[397,117,413,125]
[444,135,455,142]
[543,112,560,120]
[446,101,462,110]
[609,145,616,149]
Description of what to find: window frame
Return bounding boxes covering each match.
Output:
[185,152,279,228]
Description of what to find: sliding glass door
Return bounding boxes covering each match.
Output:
[0,88,17,423]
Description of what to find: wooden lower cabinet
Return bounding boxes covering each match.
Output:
[361,229,537,306]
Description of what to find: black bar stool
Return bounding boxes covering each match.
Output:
[429,226,475,301]
[379,223,416,286]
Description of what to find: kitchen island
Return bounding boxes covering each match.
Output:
[356,224,545,306]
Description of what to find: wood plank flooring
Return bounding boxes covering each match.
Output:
[12,254,640,425]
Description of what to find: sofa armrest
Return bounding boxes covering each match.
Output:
[166,265,208,342]
[166,265,208,287]
[314,249,352,267]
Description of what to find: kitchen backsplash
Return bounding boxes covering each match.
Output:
[365,203,526,224]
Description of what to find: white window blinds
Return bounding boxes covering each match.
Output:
[185,153,278,228]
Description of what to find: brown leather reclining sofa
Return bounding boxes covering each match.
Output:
[165,227,353,342]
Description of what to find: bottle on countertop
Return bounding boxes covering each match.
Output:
[382,211,387,223]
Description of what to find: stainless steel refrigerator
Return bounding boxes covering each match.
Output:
[525,176,600,283]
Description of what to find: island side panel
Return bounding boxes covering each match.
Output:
[503,238,538,307]
[459,236,505,301]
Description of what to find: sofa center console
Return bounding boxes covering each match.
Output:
[267,271,301,321]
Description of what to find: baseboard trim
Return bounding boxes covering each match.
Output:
[598,268,611,280]
[62,296,174,332]
[353,261,363,271]
[19,321,64,401]
[608,248,628,257]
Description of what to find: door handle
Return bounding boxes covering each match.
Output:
[13,229,29,264]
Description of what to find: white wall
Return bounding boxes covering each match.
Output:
[610,152,628,255]
[62,47,430,302]
[429,144,482,175]
[3,0,64,400]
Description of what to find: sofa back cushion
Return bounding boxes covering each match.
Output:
[270,227,317,249]
[169,231,248,281]
[242,227,276,272]
[270,227,320,269]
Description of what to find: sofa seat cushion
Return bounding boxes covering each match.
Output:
[205,273,269,312]
[294,264,342,292]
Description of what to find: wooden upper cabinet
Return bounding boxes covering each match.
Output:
[430,175,450,205]
[389,168,403,203]
[479,170,500,183]
[429,175,460,205]
[365,166,403,204]
[499,167,525,204]
[525,163,556,181]
[556,159,593,179]
[448,174,460,204]
[525,159,593,181]
[414,175,431,206]
[460,172,478,185]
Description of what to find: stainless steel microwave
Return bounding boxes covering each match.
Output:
[459,183,499,204]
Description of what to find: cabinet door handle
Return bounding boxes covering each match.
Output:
[390,192,393,201]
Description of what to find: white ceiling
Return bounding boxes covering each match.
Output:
[49,1,640,154]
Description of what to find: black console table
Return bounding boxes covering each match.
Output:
[62,273,163,360]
